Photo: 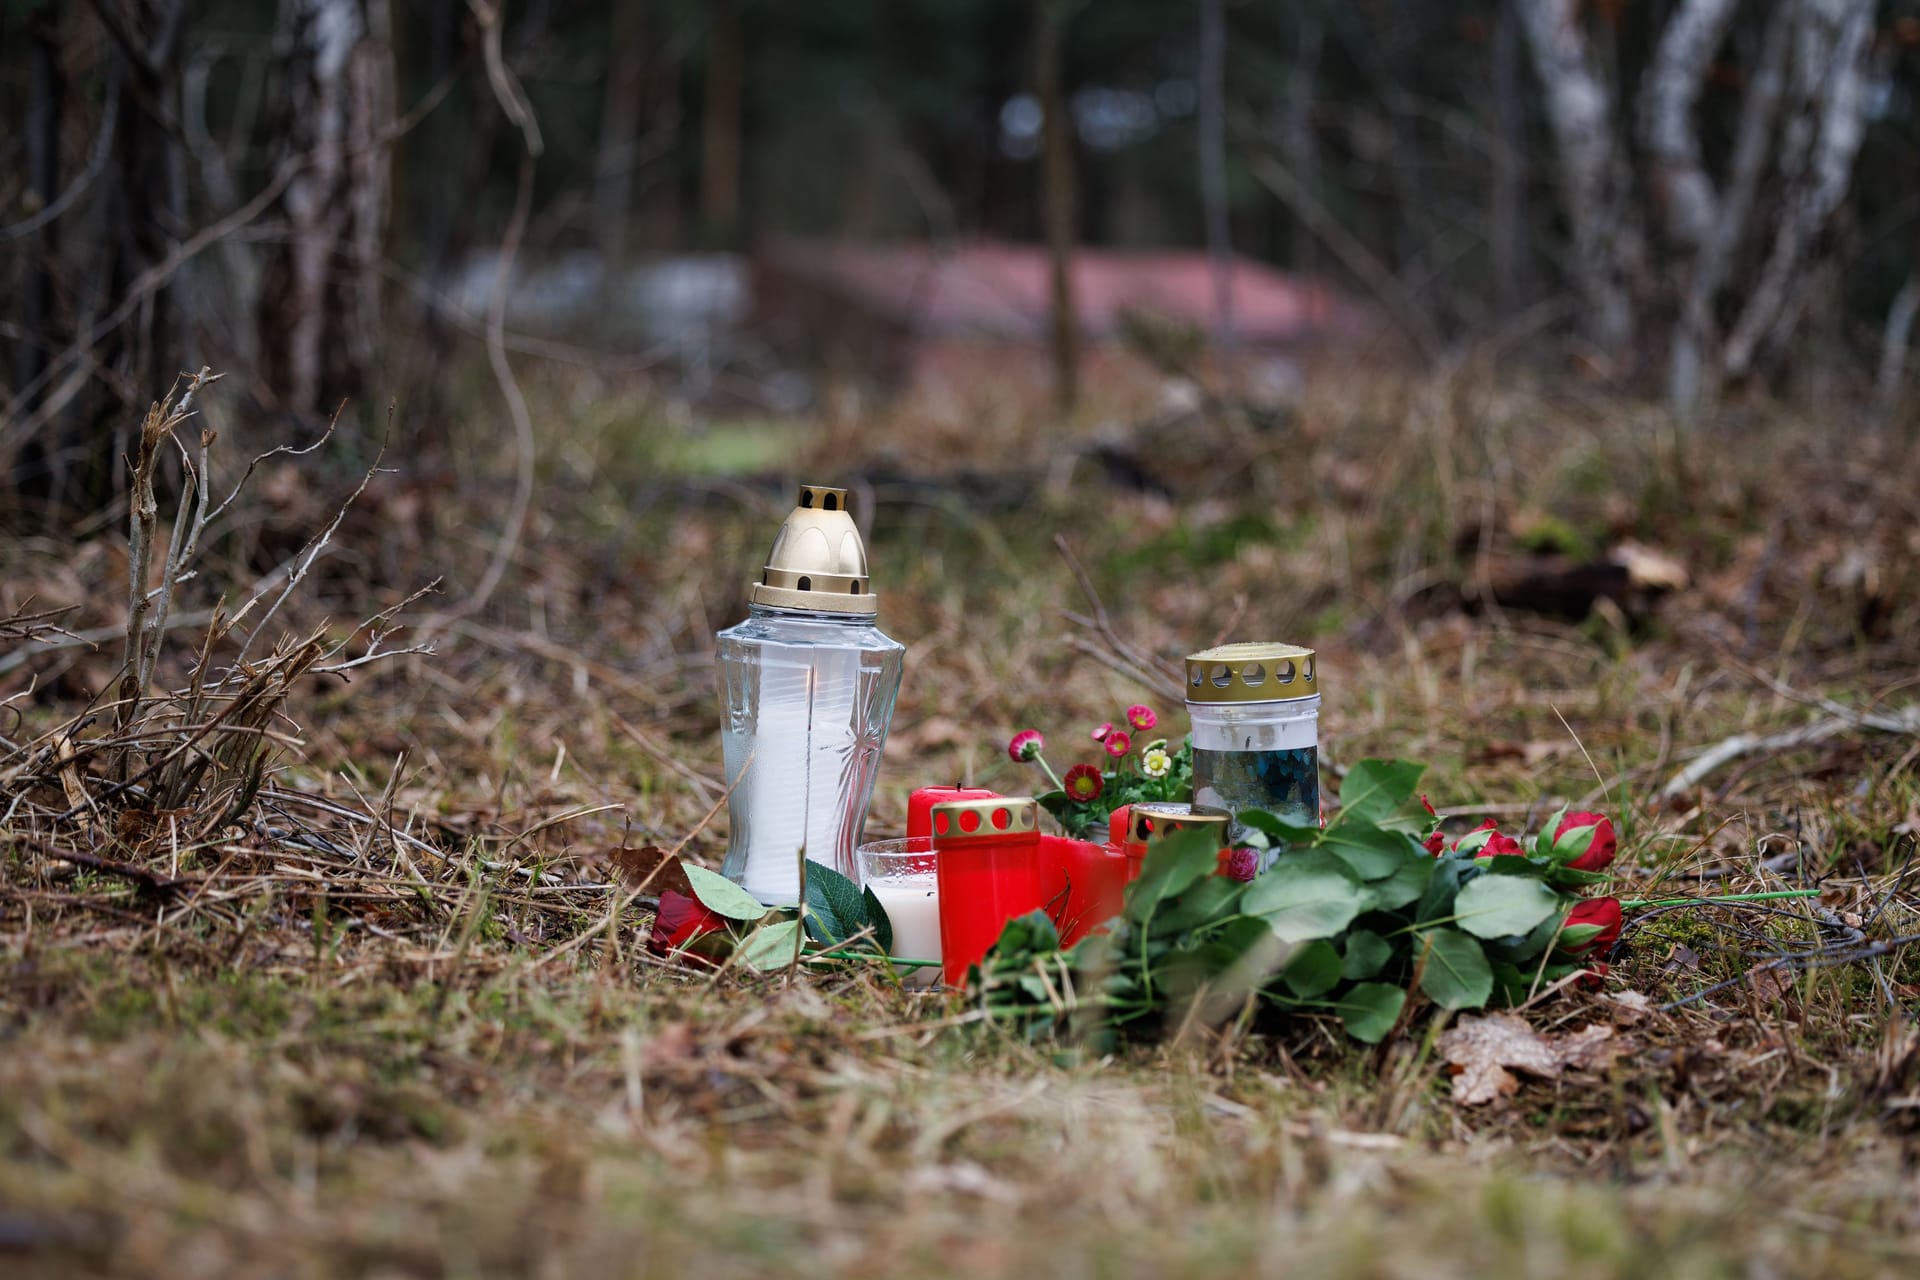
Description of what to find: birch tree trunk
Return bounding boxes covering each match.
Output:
[1515,0,1645,354]
[256,0,395,420]
[1722,0,1873,380]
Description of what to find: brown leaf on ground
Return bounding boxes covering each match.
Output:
[1438,1013,1625,1107]
[1746,965,1794,1004]
[605,845,693,897]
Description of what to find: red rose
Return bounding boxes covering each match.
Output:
[1224,847,1261,882]
[1557,896,1623,957]
[1452,818,1500,855]
[1420,793,1437,817]
[1552,811,1617,872]
[1423,831,1446,856]
[1476,831,1526,860]
[648,890,728,959]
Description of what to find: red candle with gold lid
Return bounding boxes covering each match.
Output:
[907,785,999,841]
[931,796,1045,985]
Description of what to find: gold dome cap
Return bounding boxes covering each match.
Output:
[749,484,878,614]
[1185,642,1317,703]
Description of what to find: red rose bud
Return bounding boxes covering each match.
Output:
[1475,831,1526,860]
[1452,818,1499,855]
[648,890,729,960]
[1423,830,1446,856]
[1552,811,1617,872]
[1556,896,1623,957]
[1420,793,1437,817]
[1225,847,1261,882]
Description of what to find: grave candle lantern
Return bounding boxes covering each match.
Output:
[1121,802,1232,875]
[1185,643,1321,840]
[931,795,1044,986]
[906,785,999,842]
[717,485,905,904]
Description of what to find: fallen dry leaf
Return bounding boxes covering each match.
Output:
[1437,1012,1624,1106]
[606,845,694,897]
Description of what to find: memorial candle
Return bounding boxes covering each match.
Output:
[932,796,1045,986]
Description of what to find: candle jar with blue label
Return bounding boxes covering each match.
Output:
[1185,643,1320,841]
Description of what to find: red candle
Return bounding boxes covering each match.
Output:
[1042,835,1129,945]
[1121,803,1232,877]
[907,786,999,840]
[932,796,1045,986]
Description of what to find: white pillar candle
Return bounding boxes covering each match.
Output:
[865,873,941,987]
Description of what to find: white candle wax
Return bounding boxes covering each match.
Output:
[866,873,941,987]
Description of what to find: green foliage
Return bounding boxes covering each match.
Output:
[975,758,1602,1044]
[684,865,770,921]
[1039,738,1196,840]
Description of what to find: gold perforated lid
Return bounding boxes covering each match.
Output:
[1185,642,1317,704]
[749,484,877,614]
[929,796,1040,841]
[1128,802,1229,847]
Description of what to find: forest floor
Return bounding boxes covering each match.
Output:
[3,357,1920,1277]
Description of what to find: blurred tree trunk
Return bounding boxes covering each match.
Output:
[1515,0,1645,355]
[15,5,63,415]
[596,1,649,269]
[1035,0,1078,413]
[699,0,742,246]
[256,0,396,421]
[1638,0,1740,411]
[1489,0,1528,319]
[1283,15,1321,276]
[1720,0,1872,380]
[1198,0,1232,350]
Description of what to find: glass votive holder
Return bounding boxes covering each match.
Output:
[931,796,1044,986]
[854,837,941,988]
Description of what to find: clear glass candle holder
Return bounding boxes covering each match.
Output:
[854,837,941,988]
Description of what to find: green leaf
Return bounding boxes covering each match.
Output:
[1453,875,1564,940]
[683,864,772,922]
[802,859,870,947]
[1358,854,1434,913]
[1546,866,1614,888]
[1338,983,1406,1043]
[1282,939,1342,998]
[1238,808,1321,849]
[1415,856,1470,926]
[1489,959,1532,1005]
[861,886,894,954]
[1341,929,1393,981]
[1242,849,1364,942]
[1037,789,1104,840]
[1416,928,1493,1009]
[736,918,803,970]
[1123,828,1222,925]
[1322,823,1419,880]
[1333,759,1425,829]
[1149,874,1245,937]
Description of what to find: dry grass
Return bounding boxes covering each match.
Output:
[2,355,1919,1276]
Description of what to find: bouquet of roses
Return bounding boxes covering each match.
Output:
[1007,703,1192,839]
[971,759,1625,1045]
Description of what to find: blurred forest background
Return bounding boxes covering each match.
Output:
[4,0,1920,520]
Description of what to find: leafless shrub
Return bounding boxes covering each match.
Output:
[0,369,434,865]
